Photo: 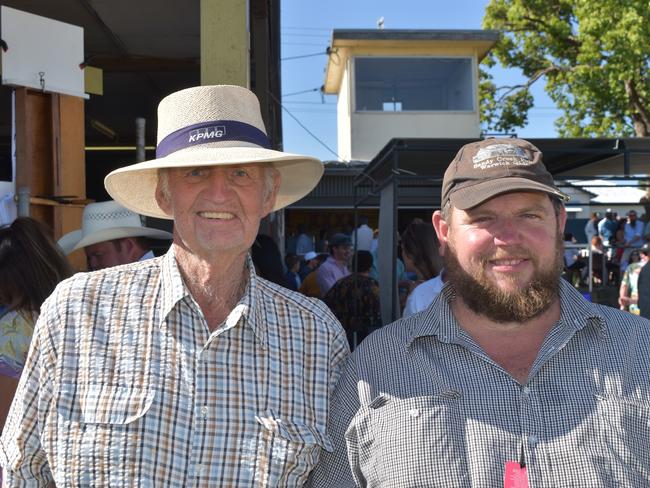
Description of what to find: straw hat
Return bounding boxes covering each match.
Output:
[57,200,172,255]
[104,85,324,219]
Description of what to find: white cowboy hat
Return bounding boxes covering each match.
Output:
[57,200,173,255]
[104,85,324,219]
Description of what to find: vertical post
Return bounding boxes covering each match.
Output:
[17,186,30,217]
[135,117,146,162]
[200,0,249,87]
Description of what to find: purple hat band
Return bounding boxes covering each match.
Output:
[156,120,271,159]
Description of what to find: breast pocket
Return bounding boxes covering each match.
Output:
[55,383,155,487]
[358,393,469,487]
[241,408,332,487]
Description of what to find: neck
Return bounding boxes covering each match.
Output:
[173,243,249,331]
[451,296,561,384]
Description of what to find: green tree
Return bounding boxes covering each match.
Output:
[481,0,650,137]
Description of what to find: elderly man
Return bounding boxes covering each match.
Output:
[310,138,650,487]
[1,85,349,487]
[58,199,172,270]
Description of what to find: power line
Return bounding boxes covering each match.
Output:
[267,90,342,161]
[283,87,320,97]
[281,51,327,61]
[283,25,331,31]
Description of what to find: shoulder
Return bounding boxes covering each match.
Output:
[43,258,164,321]
[590,304,650,344]
[255,276,346,338]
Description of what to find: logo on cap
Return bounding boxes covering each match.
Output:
[472,144,534,170]
[188,126,227,142]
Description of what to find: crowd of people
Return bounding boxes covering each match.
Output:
[1,86,649,486]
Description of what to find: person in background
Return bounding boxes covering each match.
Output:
[621,209,644,272]
[584,211,599,244]
[311,138,650,487]
[317,233,352,296]
[619,247,649,314]
[352,215,373,251]
[299,250,320,281]
[295,223,314,257]
[0,218,73,431]
[323,250,381,349]
[299,253,328,298]
[563,232,586,287]
[636,252,650,319]
[598,209,617,247]
[251,234,287,287]
[400,218,444,317]
[2,85,349,486]
[284,253,301,291]
[58,200,172,270]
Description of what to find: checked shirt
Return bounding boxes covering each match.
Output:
[1,249,349,487]
[309,280,650,487]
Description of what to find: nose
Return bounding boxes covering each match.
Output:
[203,168,235,200]
[492,218,522,246]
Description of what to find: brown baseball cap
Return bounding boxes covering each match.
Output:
[441,138,569,210]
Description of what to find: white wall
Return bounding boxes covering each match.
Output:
[337,67,352,161]
[349,112,480,161]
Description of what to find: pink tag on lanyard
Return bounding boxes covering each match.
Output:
[504,461,529,488]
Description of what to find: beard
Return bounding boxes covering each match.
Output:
[443,233,564,323]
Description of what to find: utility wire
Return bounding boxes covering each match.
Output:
[281,51,327,61]
[268,91,343,161]
[282,87,320,97]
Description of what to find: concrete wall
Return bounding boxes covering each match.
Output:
[349,111,480,161]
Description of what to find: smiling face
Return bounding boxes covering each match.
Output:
[156,164,279,260]
[433,191,566,322]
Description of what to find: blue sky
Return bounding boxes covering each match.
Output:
[279,0,561,162]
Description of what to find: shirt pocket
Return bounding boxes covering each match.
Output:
[359,393,469,487]
[242,408,332,487]
[594,394,650,484]
[55,383,155,486]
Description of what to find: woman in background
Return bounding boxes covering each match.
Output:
[401,218,443,317]
[0,217,72,431]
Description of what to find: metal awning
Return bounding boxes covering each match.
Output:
[356,137,650,323]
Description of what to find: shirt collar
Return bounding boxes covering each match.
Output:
[159,248,267,348]
[407,277,606,347]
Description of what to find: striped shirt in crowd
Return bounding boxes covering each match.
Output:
[1,249,349,487]
[309,280,650,487]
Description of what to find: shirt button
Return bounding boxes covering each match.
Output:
[522,387,531,396]
[196,464,205,476]
[200,405,208,418]
[409,408,420,418]
[529,435,539,446]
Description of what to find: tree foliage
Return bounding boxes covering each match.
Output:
[481,0,650,137]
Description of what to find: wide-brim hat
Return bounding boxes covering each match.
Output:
[104,85,324,219]
[57,200,173,255]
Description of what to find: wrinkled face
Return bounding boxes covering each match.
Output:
[156,164,278,259]
[85,240,130,271]
[434,191,566,322]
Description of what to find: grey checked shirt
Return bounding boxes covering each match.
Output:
[1,249,349,487]
[309,280,650,487]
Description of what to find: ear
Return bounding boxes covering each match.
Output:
[261,170,281,217]
[155,175,172,216]
[432,210,449,255]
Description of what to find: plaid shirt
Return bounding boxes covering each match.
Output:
[309,280,650,487]
[1,249,349,487]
